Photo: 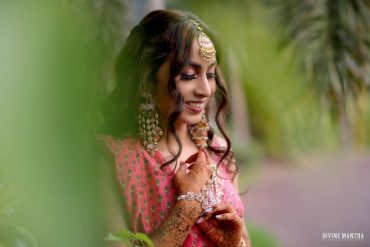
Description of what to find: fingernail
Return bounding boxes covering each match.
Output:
[215,215,222,219]
[196,217,204,224]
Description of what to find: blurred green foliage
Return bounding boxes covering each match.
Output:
[0,168,38,247]
[264,0,370,148]
[0,1,115,246]
[248,224,280,247]
[105,229,154,247]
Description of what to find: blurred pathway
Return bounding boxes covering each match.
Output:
[243,152,370,247]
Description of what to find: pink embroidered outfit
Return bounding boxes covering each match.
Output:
[101,135,244,246]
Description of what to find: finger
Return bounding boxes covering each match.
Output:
[196,211,213,224]
[199,149,208,158]
[184,152,198,164]
[175,161,187,177]
[196,216,205,224]
[202,149,212,161]
[186,161,196,170]
[211,202,233,214]
[215,212,240,223]
[191,151,207,172]
[196,203,231,222]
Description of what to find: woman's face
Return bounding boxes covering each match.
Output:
[155,39,217,127]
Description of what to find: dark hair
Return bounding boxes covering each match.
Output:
[100,9,235,177]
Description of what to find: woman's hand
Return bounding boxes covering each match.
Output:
[172,150,213,223]
[197,202,243,247]
[173,150,213,195]
[150,151,214,247]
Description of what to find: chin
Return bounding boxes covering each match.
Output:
[182,114,203,126]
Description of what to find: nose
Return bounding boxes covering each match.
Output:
[194,74,212,98]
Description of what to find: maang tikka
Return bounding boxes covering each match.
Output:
[189,114,210,149]
[138,92,163,156]
[189,19,216,61]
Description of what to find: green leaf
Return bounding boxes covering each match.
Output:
[105,229,154,246]
[104,233,124,242]
[134,232,154,247]
[115,229,135,240]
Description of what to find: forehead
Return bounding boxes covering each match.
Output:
[189,39,217,67]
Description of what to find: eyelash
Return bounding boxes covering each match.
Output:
[180,73,217,80]
[180,74,197,80]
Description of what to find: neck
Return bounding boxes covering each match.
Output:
[172,122,190,143]
[157,122,197,158]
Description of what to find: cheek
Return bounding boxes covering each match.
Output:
[176,81,193,98]
[210,81,217,95]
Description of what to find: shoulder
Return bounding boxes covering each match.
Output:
[97,135,161,172]
[97,135,141,162]
[208,133,228,152]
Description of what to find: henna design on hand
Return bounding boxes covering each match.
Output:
[151,202,202,246]
[198,202,243,247]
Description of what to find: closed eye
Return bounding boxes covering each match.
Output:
[207,73,217,79]
[180,74,197,80]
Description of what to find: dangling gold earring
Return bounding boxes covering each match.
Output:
[138,93,163,156]
[189,114,210,149]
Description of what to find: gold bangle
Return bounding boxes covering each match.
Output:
[239,237,246,247]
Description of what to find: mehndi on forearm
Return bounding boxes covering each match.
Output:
[150,201,202,247]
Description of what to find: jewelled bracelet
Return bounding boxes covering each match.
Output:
[177,161,223,213]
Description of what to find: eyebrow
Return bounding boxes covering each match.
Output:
[188,61,217,69]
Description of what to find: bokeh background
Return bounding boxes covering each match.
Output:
[1,0,369,246]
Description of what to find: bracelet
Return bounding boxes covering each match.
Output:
[177,161,223,213]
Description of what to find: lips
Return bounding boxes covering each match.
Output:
[186,101,205,108]
[184,100,206,113]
